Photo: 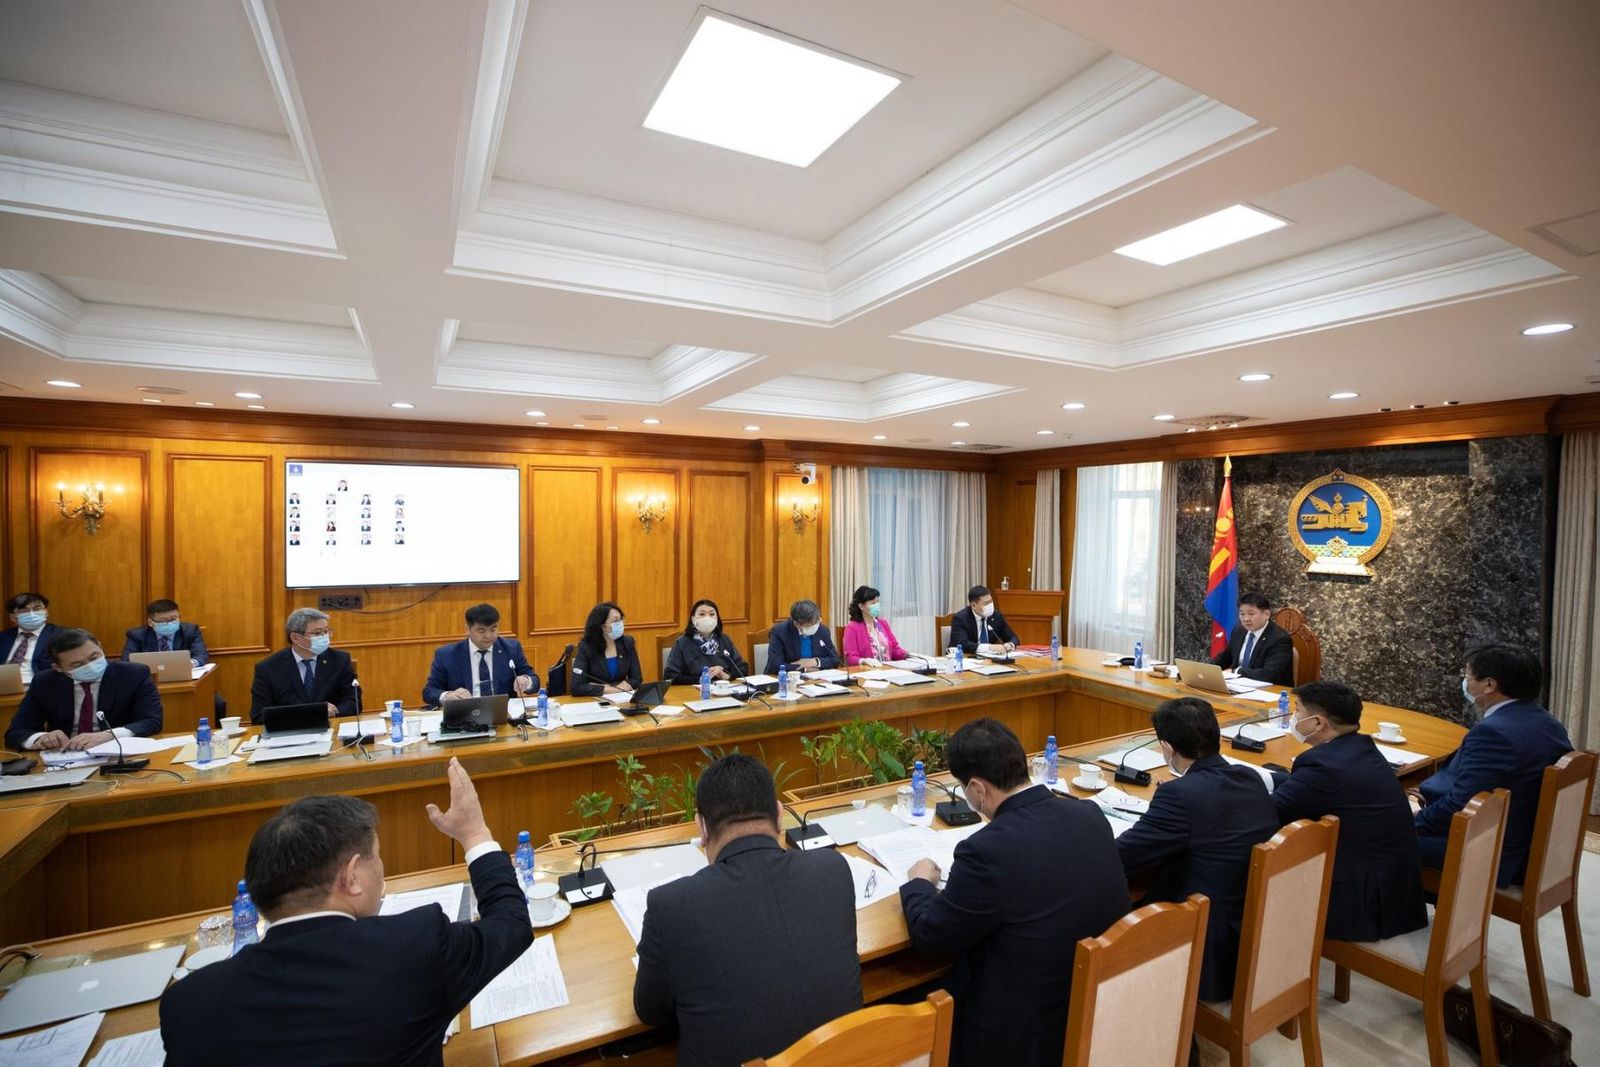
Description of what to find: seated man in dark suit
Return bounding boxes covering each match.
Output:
[948,584,1020,656]
[1210,591,1294,685]
[121,597,226,714]
[634,755,861,1067]
[249,607,358,723]
[1,590,60,686]
[1413,644,1572,886]
[160,758,531,1066]
[5,628,163,751]
[764,598,841,675]
[900,718,1130,1066]
[421,603,537,707]
[1116,696,1279,1002]
[1271,680,1427,941]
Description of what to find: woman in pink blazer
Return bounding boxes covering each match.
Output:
[842,585,908,665]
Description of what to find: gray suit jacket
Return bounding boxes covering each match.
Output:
[633,834,861,1067]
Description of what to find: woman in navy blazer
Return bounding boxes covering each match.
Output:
[570,602,643,697]
[763,599,840,674]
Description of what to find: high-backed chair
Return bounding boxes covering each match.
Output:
[657,634,676,679]
[935,612,954,653]
[749,625,773,677]
[743,989,953,1067]
[1273,607,1321,686]
[1194,816,1340,1066]
[1491,749,1597,1019]
[1063,894,1211,1067]
[544,643,575,697]
[1324,789,1509,1067]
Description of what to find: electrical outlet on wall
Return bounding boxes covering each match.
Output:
[318,593,363,611]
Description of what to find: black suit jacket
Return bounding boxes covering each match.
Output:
[0,623,59,676]
[1210,621,1295,685]
[160,851,532,1067]
[634,835,861,1067]
[5,660,164,749]
[663,632,749,685]
[249,646,359,722]
[900,786,1130,1066]
[1116,754,1279,1001]
[570,635,644,697]
[763,618,841,674]
[120,621,210,665]
[948,606,1020,655]
[1271,731,1428,941]
[421,638,537,707]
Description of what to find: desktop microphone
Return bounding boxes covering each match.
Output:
[557,836,696,906]
[1114,734,1161,787]
[95,711,149,774]
[780,800,865,850]
[1227,712,1276,753]
[930,778,982,826]
[904,654,956,685]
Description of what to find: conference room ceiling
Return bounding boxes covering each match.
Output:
[0,0,1595,451]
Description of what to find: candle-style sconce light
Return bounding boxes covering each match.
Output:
[781,495,820,533]
[56,482,119,535]
[631,494,669,533]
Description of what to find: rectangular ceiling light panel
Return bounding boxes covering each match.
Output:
[1114,204,1288,266]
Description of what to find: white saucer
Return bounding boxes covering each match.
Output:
[1376,734,1408,745]
[185,945,231,970]
[1100,658,1122,667]
[529,897,572,929]
[1072,776,1108,792]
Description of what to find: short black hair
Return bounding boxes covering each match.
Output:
[465,603,500,628]
[1464,644,1542,702]
[946,717,1029,791]
[581,601,623,652]
[1238,592,1272,611]
[48,628,97,661]
[6,592,47,614]
[789,599,821,624]
[848,585,880,623]
[1293,680,1362,726]
[695,754,778,838]
[146,598,179,615]
[683,598,723,638]
[245,795,379,914]
[1151,696,1221,760]
[967,584,991,603]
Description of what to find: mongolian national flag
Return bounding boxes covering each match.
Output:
[1202,457,1238,656]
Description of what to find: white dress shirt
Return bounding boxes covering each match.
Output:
[263,840,504,931]
[24,675,131,749]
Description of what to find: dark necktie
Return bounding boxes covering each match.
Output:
[8,633,28,664]
[77,683,95,736]
[979,617,988,643]
[158,635,171,652]
[302,657,316,694]
[1240,631,1257,668]
[478,651,491,695]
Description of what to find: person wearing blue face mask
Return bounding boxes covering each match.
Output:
[764,599,840,674]
[249,608,358,723]
[571,601,643,698]
[119,597,228,713]
[5,628,163,751]
[1,591,60,685]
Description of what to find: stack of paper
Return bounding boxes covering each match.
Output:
[842,854,902,910]
[468,937,568,1027]
[1096,746,1165,772]
[1221,722,1290,741]
[380,882,469,921]
[1374,742,1428,768]
[41,749,111,768]
[797,682,849,698]
[0,1012,104,1066]
[857,823,986,885]
[1234,688,1285,703]
[967,663,1018,676]
[558,703,625,727]
[802,669,849,682]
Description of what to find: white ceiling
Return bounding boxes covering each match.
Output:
[0,0,1594,452]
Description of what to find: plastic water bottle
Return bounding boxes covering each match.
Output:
[231,880,259,954]
[911,760,927,817]
[195,717,213,765]
[1277,690,1291,726]
[777,664,788,698]
[535,688,549,729]
[1133,641,1145,670]
[1050,634,1061,662]
[1045,734,1059,785]
[513,830,536,894]
[953,646,964,672]
[389,705,404,744]
[699,666,711,702]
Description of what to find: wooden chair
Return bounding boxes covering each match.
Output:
[1063,894,1211,1067]
[748,625,774,677]
[1490,749,1597,1019]
[1194,816,1340,1066]
[1273,607,1321,686]
[1324,789,1510,1067]
[744,989,953,1067]
[935,612,954,653]
[656,633,676,679]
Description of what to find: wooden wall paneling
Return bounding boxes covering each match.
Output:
[771,470,823,624]
[0,445,10,595]
[528,466,603,635]
[687,470,750,623]
[167,455,273,655]
[29,448,149,650]
[988,472,1035,590]
[612,468,681,627]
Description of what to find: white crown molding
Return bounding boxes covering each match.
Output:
[435,335,764,403]
[0,271,82,353]
[703,371,1019,421]
[0,80,337,253]
[897,288,1122,369]
[457,0,529,222]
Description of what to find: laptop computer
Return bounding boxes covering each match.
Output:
[1174,658,1251,696]
[261,702,332,739]
[434,694,508,740]
[0,944,184,1034]
[129,650,193,682]
[0,663,22,695]
[615,680,668,714]
[0,766,97,795]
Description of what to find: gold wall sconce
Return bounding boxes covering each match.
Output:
[631,494,669,532]
[781,496,820,533]
[56,482,119,535]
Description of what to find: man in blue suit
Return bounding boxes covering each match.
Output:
[5,628,163,751]
[1,591,60,685]
[1116,696,1279,1002]
[1271,680,1427,942]
[121,597,225,714]
[763,598,841,674]
[422,603,537,706]
[1414,644,1571,886]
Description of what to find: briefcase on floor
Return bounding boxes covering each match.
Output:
[1442,986,1573,1067]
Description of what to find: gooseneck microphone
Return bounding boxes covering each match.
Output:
[1114,734,1162,787]
[1227,711,1277,754]
[780,799,862,850]
[930,779,981,826]
[95,711,149,774]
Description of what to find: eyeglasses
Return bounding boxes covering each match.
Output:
[863,870,878,898]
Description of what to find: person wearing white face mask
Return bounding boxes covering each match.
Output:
[249,607,358,723]
[571,601,643,697]
[764,599,840,675]
[1267,681,1427,942]
[665,598,750,685]
[5,628,164,751]
[949,584,1019,657]
[1,590,60,685]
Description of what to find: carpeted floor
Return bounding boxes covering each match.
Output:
[1197,839,1600,1064]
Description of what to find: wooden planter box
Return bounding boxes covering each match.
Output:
[784,774,875,804]
[550,810,690,845]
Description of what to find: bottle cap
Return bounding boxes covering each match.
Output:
[237,879,248,892]
[517,829,531,842]
[199,717,209,726]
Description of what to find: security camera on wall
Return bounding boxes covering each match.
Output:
[795,462,818,486]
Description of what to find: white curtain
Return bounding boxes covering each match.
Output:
[1549,431,1600,813]
[1067,461,1164,655]
[945,471,988,609]
[1030,469,1062,590]
[1154,461,1177,661]
[829,466,870,627]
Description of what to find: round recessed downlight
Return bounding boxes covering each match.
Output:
[1152,413,1176,421]
[871,434,888,441]
[234,391,262,399]
[952,420,970,428]
[1521,323,1573,336]
[246,404,266,410]
[390,402,414,409]
[1239,373,1272,383]
[743,425,761,432]
[46,379,81,388]
[642,417,661,425]
[1329,391,1359,400]
[1036,429,1055,436]
[1061,402,1085,410]
[525,410,546,418]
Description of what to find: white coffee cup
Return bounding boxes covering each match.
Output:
[527,881,559,922]
[1377,721,1402,740]
[220,716,242,734]
[1078,764,1103,786]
